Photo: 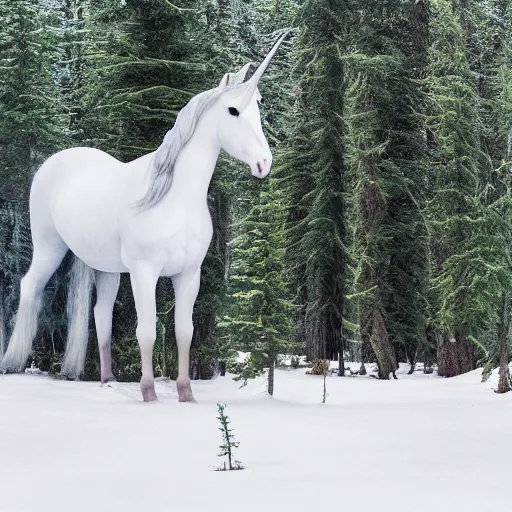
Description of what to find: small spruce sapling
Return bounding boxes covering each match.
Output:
[216,402,244,471]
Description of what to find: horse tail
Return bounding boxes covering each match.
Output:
[61,255,94,379]
[0,284,42,373]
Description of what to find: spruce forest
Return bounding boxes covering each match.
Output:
[2,0,512,395]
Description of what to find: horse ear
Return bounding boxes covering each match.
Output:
[219,73,231,88]
[218,63,252,89]
[230,62,252,85]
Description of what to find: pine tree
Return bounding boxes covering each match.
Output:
[221,181,294,395]
[492,9,512,392]
[76,0,194,159]
[56,0,87,141]
[464,0,512,391]
[384,1,430,372]
[425,0,482,377]
[0,0,68,198]
[275,0,350,367]
[345,0,429,379]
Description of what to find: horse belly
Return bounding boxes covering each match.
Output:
[48,157,128,272]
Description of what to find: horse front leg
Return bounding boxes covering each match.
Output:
[172,269,201,402]
[130,262,160,402]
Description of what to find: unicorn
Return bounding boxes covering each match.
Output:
[0,32,289,402]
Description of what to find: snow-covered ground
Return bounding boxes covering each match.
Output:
[0,366,511,512]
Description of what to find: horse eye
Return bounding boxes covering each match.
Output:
[228,107,239,117]
[259,97,264,105]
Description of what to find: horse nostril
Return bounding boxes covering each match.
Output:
[257,162,263,174]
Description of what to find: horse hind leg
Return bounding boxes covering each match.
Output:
[93,270,120,384]
[0,240,67,372]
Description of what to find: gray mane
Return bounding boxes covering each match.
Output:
[135,87,224,210]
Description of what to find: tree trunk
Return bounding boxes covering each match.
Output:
[268,357,274,396]
[338,327,345,376]
[367,310,397,379]
[437,332,474,377]
[267,338,275,396]
[338,350,345,377]
[496,296,510,394]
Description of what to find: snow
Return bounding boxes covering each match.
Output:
[482,362,512,391]
[275,353,309,367]
[0,367,511,512]
[235,350,250,363]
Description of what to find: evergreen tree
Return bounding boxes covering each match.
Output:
[491,5,512,392]
[275,0,350,367]
[459,0,512,391]
[221,181,294,395]
[384,1,430,372]
[345,0,429,378]
[0,0,68,198]
[425,0,482,377]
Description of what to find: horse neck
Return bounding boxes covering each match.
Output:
[166,127,220,202]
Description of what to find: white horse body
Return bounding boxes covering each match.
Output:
[0,33,288,402]
[37,144,213,276]
[34,147,132,273]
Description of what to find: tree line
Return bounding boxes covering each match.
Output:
[1,0,511,394]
